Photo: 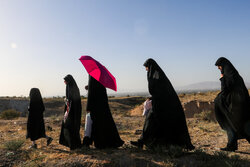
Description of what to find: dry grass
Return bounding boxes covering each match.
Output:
[3,139,25,151]
[178,91,220,104]
[0,92,250,167]
[194,110,216,122]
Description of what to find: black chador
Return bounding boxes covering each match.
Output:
[131,58,194,150]
[27,88,52,148]
[214,57,250,151]
[59,74,82,150]
[84,75,124,149]
[27,88,46,141]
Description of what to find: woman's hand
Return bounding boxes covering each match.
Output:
[220,74,224,78]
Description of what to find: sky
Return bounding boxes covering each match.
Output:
[1,0,250,97]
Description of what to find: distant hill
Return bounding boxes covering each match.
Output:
[177,81,250,92]
[113,81,250,96]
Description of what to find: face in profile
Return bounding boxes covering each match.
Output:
[217,66,222,72]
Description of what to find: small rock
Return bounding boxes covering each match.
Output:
[135,129,143,135]
[6,152,15,156]
[47,126,53,131]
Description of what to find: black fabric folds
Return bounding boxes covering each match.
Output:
[59,74,82,150]
[214,57,250,142]
[141,58,194,149]
[26,88,46,141]
[86,75,124,149]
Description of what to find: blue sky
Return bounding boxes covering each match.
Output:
[1,0,250,97]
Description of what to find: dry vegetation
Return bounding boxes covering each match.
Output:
[0,92,250,167]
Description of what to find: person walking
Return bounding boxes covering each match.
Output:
[131,58,194,150]
[59,74,82,150]
[27,88,53,149]
[214,57,250,151]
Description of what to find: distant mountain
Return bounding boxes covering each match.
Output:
[177,81,220,92]
[177,81,250,92]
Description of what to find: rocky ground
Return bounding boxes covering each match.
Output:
[0,92,250,167]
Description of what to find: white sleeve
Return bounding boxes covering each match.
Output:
[84,113,93,137]
[142,101,147,116]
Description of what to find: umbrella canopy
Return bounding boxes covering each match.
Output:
[79,55,117,91]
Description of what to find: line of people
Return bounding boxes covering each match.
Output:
[26,57,250,152]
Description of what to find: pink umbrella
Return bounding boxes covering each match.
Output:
[79,55,117,91]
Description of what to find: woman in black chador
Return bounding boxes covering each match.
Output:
[214,57,250,151]
[82,75,124,149]
[27,88,53,149]
[59,74,82,150]
[131,58,194,150]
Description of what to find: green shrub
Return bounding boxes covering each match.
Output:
[0,109,20,120]
[168,145,184,158]
[194,110,215,122]
[4,139,24,151]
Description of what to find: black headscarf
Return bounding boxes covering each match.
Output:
[215,57,238,77]
[29,88,45,112]
[64,74,80,101]
[143,58,166,80]
[143,58,175,98]
[215,57,243,91]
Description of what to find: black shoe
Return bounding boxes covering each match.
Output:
[82,136,91,148]
[246,137,250,144]
[130,141,143,148]
[186,144,195,151]
[47,137,53,146]
[221,140,238,152]
[220,144,237,152]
